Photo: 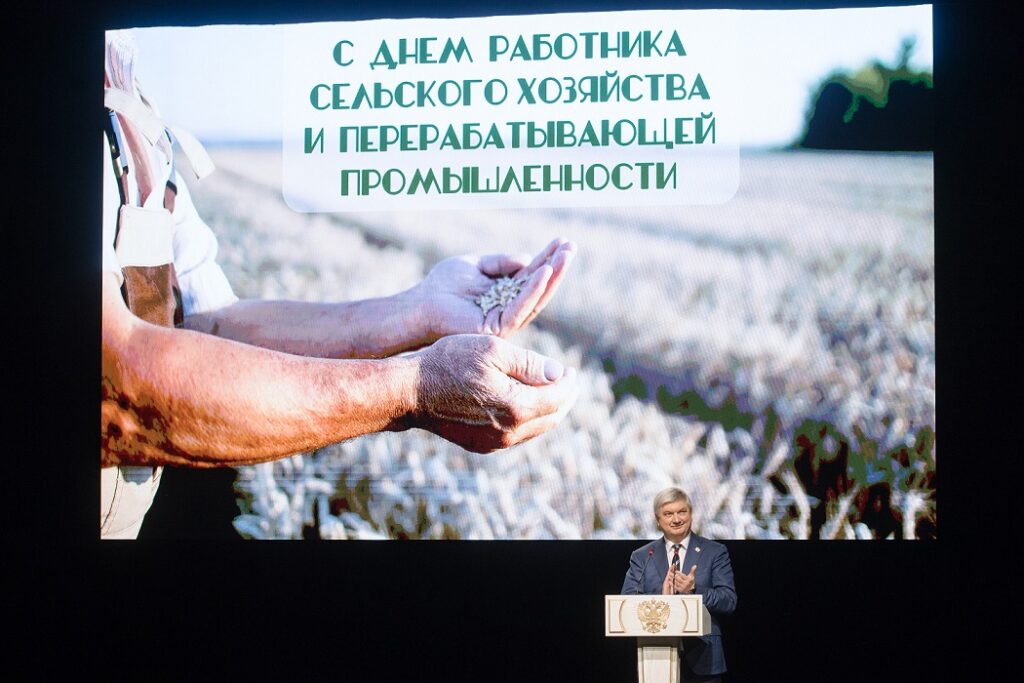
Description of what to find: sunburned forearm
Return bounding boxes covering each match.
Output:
[102,268,579,465]
[101,311,418,468]
[183,292,429,359]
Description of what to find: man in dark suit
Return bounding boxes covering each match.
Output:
[621,487,737,682]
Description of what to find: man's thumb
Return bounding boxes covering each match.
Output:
[500,345,564,385]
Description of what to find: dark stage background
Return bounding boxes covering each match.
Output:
[79,538,951,681]
[15,1,1010,680]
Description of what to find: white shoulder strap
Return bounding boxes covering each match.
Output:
[167,124,216,181]
[104,87,164,144]
[104,87,216,182]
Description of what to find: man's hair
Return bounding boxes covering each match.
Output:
[653,487,692,518]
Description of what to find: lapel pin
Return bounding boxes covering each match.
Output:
[695,547,701,552]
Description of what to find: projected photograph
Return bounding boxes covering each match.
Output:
[101,6,934,540]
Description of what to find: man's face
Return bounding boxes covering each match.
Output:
[657,500,692,542]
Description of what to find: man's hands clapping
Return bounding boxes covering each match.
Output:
[662,565,697,595]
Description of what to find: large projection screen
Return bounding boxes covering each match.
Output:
[102,4,934,540]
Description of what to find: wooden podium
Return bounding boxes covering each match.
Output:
[605,594,712,683]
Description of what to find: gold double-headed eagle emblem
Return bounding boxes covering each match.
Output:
[637,599,671,633]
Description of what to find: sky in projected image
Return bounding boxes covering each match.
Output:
[131,5,932,148]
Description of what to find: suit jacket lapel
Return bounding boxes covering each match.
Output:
[651,538,668,591]
[681,534,702,576]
